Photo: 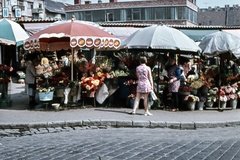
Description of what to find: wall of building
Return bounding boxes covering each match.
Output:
[198,5,240,26]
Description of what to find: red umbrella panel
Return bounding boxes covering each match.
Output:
[24,20,121,51]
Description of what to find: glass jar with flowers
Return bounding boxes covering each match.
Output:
[183,94,199,111]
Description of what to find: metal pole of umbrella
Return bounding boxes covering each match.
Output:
[218,55,221,111]
[71,47,74,81]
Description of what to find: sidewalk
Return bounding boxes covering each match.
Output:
[1,82,240,131]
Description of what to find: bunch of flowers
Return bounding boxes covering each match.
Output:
[49,72,70,87]
[184,95,199,102]
[96,67,116,80]
[206,87,217,103]
[0,64,13,84]
[190,80,203,89]
[179,85,194,92]
[206,95,217,103]
[217,87,228,102]
[0,77,10,84]
[219,95,228,102]
[209,87,218,95]
[201,77,213,88]
[80,75,104,91]
[37,85,55,93]
[198,96,206,102]
[222,84,239,100]
[124,79,137,86]
[114,69,130,77]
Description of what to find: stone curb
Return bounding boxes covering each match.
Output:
[1,120,240,136]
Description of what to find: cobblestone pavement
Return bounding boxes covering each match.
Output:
[1,126,240,160]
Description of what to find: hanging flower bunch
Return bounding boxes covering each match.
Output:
[184,95,199,102]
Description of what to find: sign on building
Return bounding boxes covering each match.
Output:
[3,8,9,18]
[15,8,21,18]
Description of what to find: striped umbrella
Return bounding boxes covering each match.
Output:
[0,18,29,46]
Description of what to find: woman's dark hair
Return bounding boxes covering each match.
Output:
[140,56,147,64]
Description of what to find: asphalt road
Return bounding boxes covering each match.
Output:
[1,126,240,160]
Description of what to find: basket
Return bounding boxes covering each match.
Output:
[38,91,54,101]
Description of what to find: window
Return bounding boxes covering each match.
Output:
[155,8,164,20]
[126,9,132,21]
[27,2,33,9]
[176,7,186,20]
[84,11,92,21]
[132,8,140,20]
[92,10,105,22]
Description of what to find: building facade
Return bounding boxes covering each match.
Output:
[0,0,69,21]
[198,5,240,26]
[65,0,198,26]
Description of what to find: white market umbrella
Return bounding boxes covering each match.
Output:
[199,31,240,59]
[120,24,201,55]
[0,18,29,46]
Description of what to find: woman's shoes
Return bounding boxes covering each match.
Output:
[128,111,136,115]
[144,112,153,116]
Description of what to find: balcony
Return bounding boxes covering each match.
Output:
[32,8,43,14]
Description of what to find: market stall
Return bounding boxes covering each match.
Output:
[24,19,121,109]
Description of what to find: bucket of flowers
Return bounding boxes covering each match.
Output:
[184,94,199,111]
[37,85,55,101]
[196,96,206,110]
[225,84,238,109]
[179,85,193,96]
[205,87,218,108]
[217,86,228,109]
